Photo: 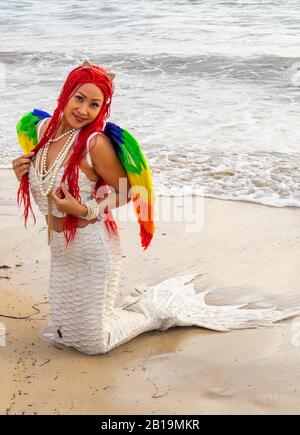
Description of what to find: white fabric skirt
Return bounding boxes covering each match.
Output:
[41,220,300,355]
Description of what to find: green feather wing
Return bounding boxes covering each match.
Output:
[16,109,51,154]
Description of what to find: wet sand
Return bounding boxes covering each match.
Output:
[1,169,300,415]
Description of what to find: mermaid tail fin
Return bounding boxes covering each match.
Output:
[120,273,300,332]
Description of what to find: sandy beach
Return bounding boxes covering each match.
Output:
[1,168,300,415]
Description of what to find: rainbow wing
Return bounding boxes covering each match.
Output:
[16,109,51,154]
[104,122,155,250]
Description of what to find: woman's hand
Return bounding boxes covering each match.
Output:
[12,152,34,181]
[51,183,88,217]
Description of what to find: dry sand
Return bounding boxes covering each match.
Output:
[1,168,300,415]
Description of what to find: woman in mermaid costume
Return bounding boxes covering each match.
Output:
[12,60,300,355]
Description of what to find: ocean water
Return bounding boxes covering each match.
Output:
[1,0,300,206]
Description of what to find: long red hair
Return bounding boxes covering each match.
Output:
[17,63,119,246]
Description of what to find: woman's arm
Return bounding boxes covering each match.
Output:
[78,134,131,217]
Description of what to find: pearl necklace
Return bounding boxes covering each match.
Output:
[34,127,80,245]
[50,128,76,143]
[34,128,79,197]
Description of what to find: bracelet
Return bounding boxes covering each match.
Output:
[83,199,99,220]
[81,198,100,220]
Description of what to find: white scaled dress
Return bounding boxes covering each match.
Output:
[28,121,300,355]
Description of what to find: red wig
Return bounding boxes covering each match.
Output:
[17,62,119,246]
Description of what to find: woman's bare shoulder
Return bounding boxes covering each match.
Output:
[89,132,112,151]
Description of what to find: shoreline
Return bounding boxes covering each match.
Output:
[2,166,300,210]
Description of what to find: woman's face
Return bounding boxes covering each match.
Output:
[63,82,105,128]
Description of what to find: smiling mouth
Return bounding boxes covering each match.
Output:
[73,113,87,122]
